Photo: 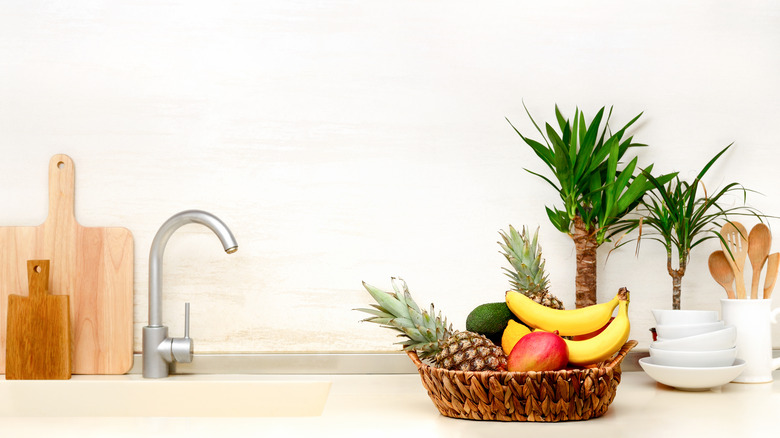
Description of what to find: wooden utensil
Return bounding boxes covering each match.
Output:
[708,250,737,299]
[720,222,749,299]
[763,253,780,299]
[6,260,71,380]
[748,223,772,299]
[0,155,133,374]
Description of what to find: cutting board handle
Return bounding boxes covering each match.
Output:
[45,154,76,226]
[27,260,50,299]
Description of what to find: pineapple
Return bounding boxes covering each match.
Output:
[499,225,565,310]
[357,278,507,371]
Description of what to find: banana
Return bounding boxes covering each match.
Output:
[505,290,621,336]
[563,298,630,366]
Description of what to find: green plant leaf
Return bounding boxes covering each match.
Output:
[506,118,554,167]
[546,123,570,177]
[524,167,562,192]
[596,106,614,150]
[546,207,570,233]
[522,100,550,147]
[582,107,605,155]
[695,143,732,180]
[555,104,568,132]
[610,158,638,216]
[572,112,592,182]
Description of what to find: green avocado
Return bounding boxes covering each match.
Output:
[465,302,516,344]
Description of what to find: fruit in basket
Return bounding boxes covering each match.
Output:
[499,225,565,310]
[507,330,568,372]
[357,278,507,371]
[571,317,614,341]
[563,290,630,366]
[501,319,531,355]
[505,288,620,336]
[466,301,516,345]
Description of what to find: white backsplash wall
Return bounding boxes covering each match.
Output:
[1,1,779,353]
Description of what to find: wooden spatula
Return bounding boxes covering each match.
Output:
[764,253,780,299]
[5,260,71,380]
[748,223,772,299]
[720,222,748,299]
[708,250,736,299]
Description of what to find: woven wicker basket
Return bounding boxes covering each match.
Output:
[408,339,637,422]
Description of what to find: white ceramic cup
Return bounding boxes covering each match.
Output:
[720,299,780,383]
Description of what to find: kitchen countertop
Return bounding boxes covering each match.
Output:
[3,370,778,438]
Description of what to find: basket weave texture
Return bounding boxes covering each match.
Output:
[408,340,637,422]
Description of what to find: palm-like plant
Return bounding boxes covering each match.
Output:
[617,144,763,309]
[509,104,676,308]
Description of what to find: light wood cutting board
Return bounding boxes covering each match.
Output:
[0,154,133,374]
[6,260,71,380]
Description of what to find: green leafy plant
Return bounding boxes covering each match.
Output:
[616,143,763,309]
[509,104,676,308]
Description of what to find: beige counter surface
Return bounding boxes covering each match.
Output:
[2,370,778,438]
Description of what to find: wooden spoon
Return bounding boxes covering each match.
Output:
[748,223,772,299]
[763,253,779,299]
[720,222,749,299]
[709,250,737,299]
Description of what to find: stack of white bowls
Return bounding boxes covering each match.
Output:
[649,310,737,367]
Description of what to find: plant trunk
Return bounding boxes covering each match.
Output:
[671,275,682,310]
[572,215,598,308]
[667,251,688,310]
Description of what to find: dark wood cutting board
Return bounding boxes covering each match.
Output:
[0,154,133,374]
[5,260,71,379]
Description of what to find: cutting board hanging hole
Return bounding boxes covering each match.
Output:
[57,161,65,169]
[29,263,45,298]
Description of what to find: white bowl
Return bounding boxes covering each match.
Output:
[652,309,719,325]
[639,357,746,391]
[648,346,737,367]
[654,321,725,339]
[652,326,736,351]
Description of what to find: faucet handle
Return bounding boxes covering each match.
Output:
[171,303,193,363]
[184,302,190,338]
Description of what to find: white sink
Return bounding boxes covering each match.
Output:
[0,374,331,417]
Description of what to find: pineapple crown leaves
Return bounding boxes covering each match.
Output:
[356,277,452,358]
[498,225,550,292]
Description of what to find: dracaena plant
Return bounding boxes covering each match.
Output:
[614,144,763,310]
[508,104,676,308]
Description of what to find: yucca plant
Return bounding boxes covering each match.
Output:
[508,104,676,308]
[616,144,763,309]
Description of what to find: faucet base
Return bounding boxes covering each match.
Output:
[142,325,170,378]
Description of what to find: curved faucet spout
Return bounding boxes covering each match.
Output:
[148,210,238,327]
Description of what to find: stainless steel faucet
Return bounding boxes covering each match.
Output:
[142,210,238,378]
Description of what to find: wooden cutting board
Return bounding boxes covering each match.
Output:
[6,260,71,379]
[0,154,133,374]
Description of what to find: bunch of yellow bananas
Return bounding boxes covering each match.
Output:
[505,288,630,366]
